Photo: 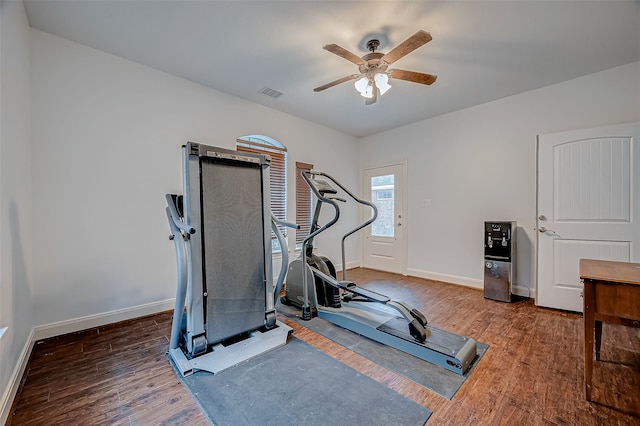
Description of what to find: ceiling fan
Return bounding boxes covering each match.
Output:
[314,30,437,105]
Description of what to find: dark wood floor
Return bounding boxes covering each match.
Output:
[7,268,640,425]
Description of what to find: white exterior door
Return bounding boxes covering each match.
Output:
[362,163,406,274]
[536,122,640,312]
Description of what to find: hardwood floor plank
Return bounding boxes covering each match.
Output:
[7,268,640,425]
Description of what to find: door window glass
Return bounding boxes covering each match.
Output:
[371,174,394,237]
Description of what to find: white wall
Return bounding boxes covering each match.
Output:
[0,0,34,421]
[358,61,640,294]
[30,29,360,328]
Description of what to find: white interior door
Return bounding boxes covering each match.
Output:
[536,122,640,312]
[362,163,406,274]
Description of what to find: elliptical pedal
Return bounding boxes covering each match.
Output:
[408,319,428,343]
[410,309,428,327]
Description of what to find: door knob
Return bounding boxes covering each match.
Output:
[538,227,556,234]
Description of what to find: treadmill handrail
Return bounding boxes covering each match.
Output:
[165,205,191,350]
[165,194,196,235]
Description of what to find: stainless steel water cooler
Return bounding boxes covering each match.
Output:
[484,221,516,302]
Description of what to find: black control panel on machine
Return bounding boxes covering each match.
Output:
[310,177,338,196]
[484,221,513,260]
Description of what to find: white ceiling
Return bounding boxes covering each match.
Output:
[23,1,640,138]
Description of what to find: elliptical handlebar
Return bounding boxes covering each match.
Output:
[271,215,300,231]
[301,170,378,281]
[298,171,341,318]
[271,214,300,299]
[300,171,342,252]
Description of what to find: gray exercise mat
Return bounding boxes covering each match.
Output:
[278,303,488,400]
[171,337,432,426]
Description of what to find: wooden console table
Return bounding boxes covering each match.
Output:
[580,259,640,401]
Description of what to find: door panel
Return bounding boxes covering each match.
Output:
[555,138,630,222]
[552,239,630,299]
[362,163,405,274]
[537,122,639,312]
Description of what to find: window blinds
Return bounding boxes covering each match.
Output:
[236,140,287,236]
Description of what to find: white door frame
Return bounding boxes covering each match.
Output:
[360,161,408,275]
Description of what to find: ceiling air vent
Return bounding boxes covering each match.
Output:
[258,86,285,100]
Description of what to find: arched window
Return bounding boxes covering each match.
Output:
[237,136,287,252]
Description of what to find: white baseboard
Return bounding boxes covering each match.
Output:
[406,268,484,289]
[512,284,533,298]
[341,261,360,272]
[33,299,175,341]
[1,328,36,426]
[406,268,534,299]
[1,299,176,424]
[335,264,537,300]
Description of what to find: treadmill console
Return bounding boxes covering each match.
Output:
[311,178,338,195]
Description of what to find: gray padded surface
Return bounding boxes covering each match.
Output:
[200,158,266,343]
[174,337,432,425]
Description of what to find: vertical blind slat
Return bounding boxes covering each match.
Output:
[237,141,287,238]
[295,162,313,245]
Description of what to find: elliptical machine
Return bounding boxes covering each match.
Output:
[281,170,477,375]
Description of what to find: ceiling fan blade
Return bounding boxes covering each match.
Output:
[323,44,366,65]
[365,89,377,106]
[314,74,360,92]
[389,69,437,85]
[382,30,432,65]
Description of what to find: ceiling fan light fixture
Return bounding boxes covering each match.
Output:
[363,82,374,98]
[375,72,392,95]
[354,76,369,96]
[316,30,435,105]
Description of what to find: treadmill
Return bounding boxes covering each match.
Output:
[165,142,292,376]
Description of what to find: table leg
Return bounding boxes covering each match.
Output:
[583,282,595,401]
